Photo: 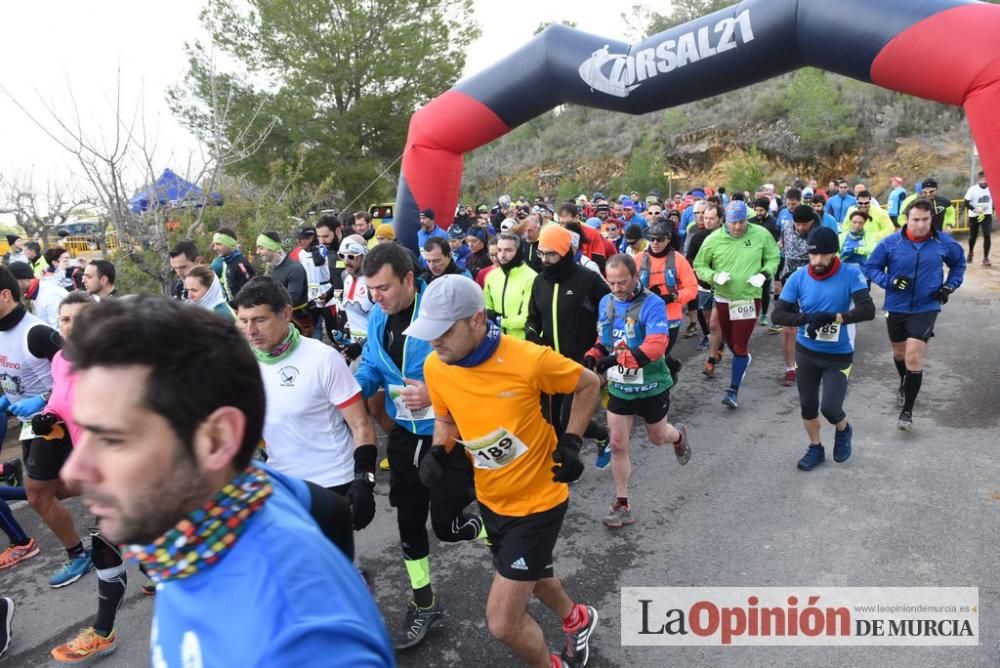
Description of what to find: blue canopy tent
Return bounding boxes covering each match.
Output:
[129,168,223,213]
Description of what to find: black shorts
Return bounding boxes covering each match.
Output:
[606,390,671,424]
[22,433,73,482]
[480,501,567,581]
[887,311,938,343]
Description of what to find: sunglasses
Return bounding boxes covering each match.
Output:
[337,252,361,261]
[628,238,642,244]
[648,236,668,243]
[647,210,662,215]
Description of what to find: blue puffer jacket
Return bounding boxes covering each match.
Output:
[354,280,434,435]
[864,227,966,314]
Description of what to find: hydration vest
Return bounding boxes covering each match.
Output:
[600,287,653,350]
[638,251,678,298]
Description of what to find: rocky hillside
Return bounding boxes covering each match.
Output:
[460,69,977,203]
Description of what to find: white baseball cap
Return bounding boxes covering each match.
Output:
[403,275,484,341]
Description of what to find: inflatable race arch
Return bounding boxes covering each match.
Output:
[392,0,1000,249]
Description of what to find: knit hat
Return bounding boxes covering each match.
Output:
[448,224,465,240]
[375,223,396,240]
[807,227,840,254]
[5,235,20,246]
[792,204,817,223]
[466,227,487,244]
[585,217,602,229]
[419,208,435,220]
[647,220,672,239]
[537,223,572,256]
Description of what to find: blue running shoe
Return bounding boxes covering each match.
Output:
[833,423,853,463]
[594,438,611,470]
[50,550,94,588]
[721,389,738,409]
[697,335,709,351]
[797,445,826,471]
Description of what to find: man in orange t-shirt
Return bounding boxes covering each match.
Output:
[405,275,601,668]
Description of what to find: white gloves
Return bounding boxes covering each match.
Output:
[714,271,731,285]
[747,273,766,288]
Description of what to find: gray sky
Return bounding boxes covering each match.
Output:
[0,0,635,201]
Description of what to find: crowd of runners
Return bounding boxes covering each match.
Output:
[0,170,989,667]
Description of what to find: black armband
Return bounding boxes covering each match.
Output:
[629,346,652,367]
[840,289,877,324]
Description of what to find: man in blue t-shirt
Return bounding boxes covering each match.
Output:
[825,180,857,225]
[59,296,394,668]
[771,227,876,472]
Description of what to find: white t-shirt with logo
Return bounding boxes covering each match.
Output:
[341,272,373,338]
[964,184,994,217]
[259,337,361,487]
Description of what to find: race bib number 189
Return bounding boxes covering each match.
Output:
[460,427,529,470]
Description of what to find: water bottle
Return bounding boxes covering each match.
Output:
[666,269,677,291]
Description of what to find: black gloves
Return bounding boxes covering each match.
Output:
[346,444,377,530]
[805,312,837,340]
[418,444,472,493]
[663,292,676,304]
[418,444,448,490]
[891,276,912,291]
[31,412,58,437]
[595,356,618,374]
[584,344,616,374]
[551,433,584,483]
[342,341,363,362]
[934,285,953,304]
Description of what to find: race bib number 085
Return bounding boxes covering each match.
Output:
[814,322,841,342]
[729,299,757,321]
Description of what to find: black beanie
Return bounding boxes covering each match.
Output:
[792,205,817,223]
[807,227,840,254]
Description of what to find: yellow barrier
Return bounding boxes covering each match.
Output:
[950,199,970,232]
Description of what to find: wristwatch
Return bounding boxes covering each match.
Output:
[357,472,375,484]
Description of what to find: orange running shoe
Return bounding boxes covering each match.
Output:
[51,627,117,664]
[0,538,39,570]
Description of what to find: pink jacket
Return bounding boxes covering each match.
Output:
[43,350,81,446]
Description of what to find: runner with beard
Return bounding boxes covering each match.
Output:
[484,233,537,340]
[526,224,612,470]
[771,227,875,471]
